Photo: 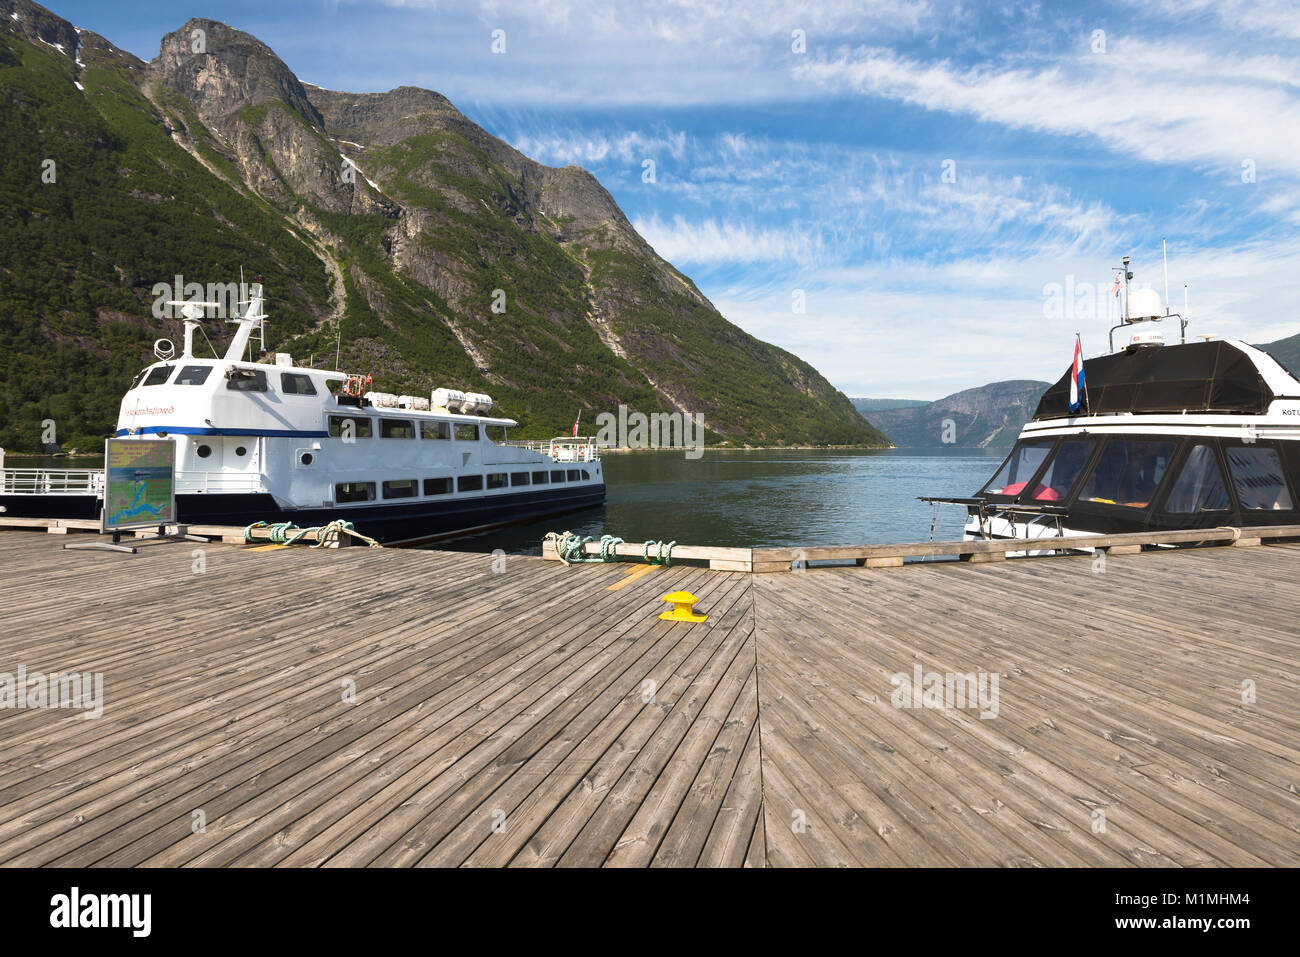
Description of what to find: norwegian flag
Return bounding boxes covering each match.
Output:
[1068,335,1086,413]
[572,410,581,437]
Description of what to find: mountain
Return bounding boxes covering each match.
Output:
[0,1,886,453]
[850,397,929,414]
[864,380,1051,450]
[1259,333,1300,377]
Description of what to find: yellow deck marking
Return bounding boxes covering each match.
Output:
[606,563,660,591]
[247,543,291,551]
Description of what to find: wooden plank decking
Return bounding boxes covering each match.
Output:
[0,529,1296,866]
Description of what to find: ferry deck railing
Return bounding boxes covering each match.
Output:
[504,436,600,463]
[0,468,264,496]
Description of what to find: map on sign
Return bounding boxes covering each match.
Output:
[104,439,175,531]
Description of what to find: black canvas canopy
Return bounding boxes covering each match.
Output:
[1035,340,1275,419]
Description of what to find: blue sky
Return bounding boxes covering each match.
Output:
[51,0,1300,398]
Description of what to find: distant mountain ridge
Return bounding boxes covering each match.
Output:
[0,0,885,452]
[863,380,1052,450]
[850,397,929,414]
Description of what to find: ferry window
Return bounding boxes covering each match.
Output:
[582,470,590,480]
[142,365,174,386]
[1078,440,1175,508]
[458,475,483,492]
[421,421,451,440]
[424,477,453,496]
[454,424,480,441]
[532,471,549,484]
[552,470,565,482]
[485,425,507,442]
[380,419,416,439]
[196,444,212,459]
[382,479,418,499]
[1030,440,1094,501]
[981,439,1054,496]
[335,481,375,503]
[510,472,530,486]
[487,473,508,489]
[226,369,268,392]
[1226,446,1295,510]
[328,415,372,438]
[280,372,317,395]
[1166,445,1229,513]
[176,365,212,386]
[566,469,582,482]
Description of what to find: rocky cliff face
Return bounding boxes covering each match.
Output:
[0,2,883,451]
[865,380,1051,450]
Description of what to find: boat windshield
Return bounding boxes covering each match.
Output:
[1077,439,1176,509]
[980,438,1054,497]
[1028,439,1096,501]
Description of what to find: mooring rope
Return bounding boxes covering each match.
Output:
[244,520,382,548]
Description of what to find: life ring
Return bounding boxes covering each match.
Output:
[343,374,370,398]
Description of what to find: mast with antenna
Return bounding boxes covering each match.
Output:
[1162,238,1170,314]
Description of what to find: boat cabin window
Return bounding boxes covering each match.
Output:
[1078,439,1175,508]
[329,415,373,439]
[551,470,565,482]
[142,365,174,387]
[423,477,453,496]
[458,475,483,492]
[382,479,418,499]
[1226,446,1295,510]
[532,471,549,484]
[280,372,317,395]
[380,419,416,439]
[1165,445,1230,513]
[487,473,508,489]
[980,439,1054,496]
[335,481,375,503]
[485,425,507,442]
[511,472,530,486]
[226,369,268,392]
[454,424,480,441]
[1028,439,1095,501]
[567,469,582,482]
[176,365,212,386]
[421,421,451,440]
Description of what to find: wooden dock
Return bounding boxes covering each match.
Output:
[0,528,1297,867]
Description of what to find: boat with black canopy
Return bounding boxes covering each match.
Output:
[926,255,1300,548]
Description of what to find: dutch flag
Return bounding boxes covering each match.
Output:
[1068,334,1086,413]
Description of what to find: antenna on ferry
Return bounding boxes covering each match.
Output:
[163,298,222,358]
[1183,283,1189,344]
[224,275,267,363]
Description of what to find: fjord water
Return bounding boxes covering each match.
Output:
[443,449,1003,555]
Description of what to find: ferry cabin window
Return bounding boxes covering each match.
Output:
[567,469,582,482]
[380,419,416,439]
[335,481,375,503]
[382,479,418,499]
[485,425,508,442]
[487,473,508,489]
[424,477,453,496]
[421,421,451,440]
[454,424,480,441]
[1029,439,1095,501]
[551,470,565,482]
[981,439,1054,496]
[1226,446,1295,510]
[511,472,530,487]
[1165,445,1230,513]
[1078,439,1175,508]
[328,415,373,438]
[280,372,317,395]
[176,365,212,386]
[226,369,268,392]
[531,471,549,484]
[458,475,483,492]
[142,365,174,386]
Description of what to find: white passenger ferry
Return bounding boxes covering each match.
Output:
[0,285,605,544]
[940,258,1300,545]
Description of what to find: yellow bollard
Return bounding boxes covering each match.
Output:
[659,590,708,623]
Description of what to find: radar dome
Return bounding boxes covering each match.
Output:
[1128,288,1164,321]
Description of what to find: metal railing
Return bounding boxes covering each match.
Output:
[504,437,600,463]
[174,470,266,494]
[0,468,105,495]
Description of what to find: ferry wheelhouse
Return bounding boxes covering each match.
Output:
[0,286,605,545]
[953,263,1300,546]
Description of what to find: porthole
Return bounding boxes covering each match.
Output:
[301,452,314,466]
[196,444,212,459]
[235,446,248,457]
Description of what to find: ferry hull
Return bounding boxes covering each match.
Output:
[0,485,606,546]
